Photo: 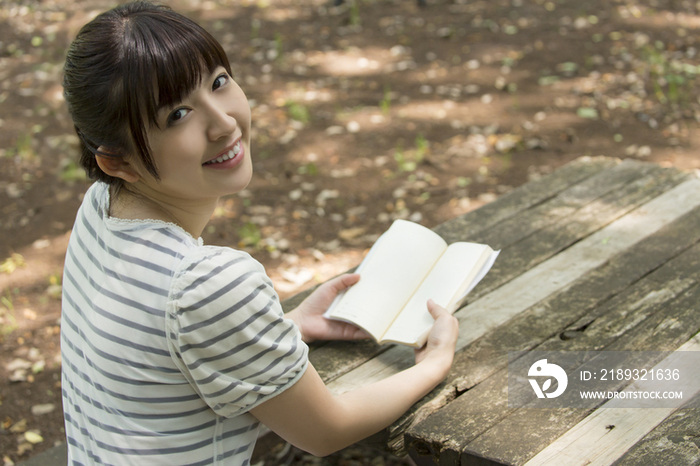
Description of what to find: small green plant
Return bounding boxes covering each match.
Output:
[415,134,428,162]
[297,162,318,176]
[1,294,13,311]
[642,44,694,105]
[0,288,19,336]
[0,306,18,336]
[60,161,88,183]
[349,1,361,26]
[0,253,25,274]
[379,85,391,115]
[457,176,471,187]
[274,32,284,61]
[7,133,35,160]
[237,222,262,248]
[285,101,310,123]
[394,142,417,172]
[393,136,430,173]
[251,19,261,39]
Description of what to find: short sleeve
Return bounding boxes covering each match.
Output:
[166,247,308,418]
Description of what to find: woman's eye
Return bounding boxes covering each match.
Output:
[212,73,229,91]
[168,108,189,124]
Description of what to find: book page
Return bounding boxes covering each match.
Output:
[327,220,447,340]
[381,242,493,346]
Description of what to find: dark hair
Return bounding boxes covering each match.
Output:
[63,1,232,189]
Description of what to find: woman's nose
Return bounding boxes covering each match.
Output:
[206,100,237,141]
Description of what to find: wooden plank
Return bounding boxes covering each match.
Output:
[472,163,687,299]
[522,334,700,466]
[463,282,700,466]
[456,176,700,349]
[468,158,660,248]
[433,156,618,243]
[406,219,700,464]
[611,392,700,466]
[326,176,700,396]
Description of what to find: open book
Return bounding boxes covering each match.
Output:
[324,219,499,347]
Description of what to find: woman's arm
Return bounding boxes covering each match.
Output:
[251,300,458,457]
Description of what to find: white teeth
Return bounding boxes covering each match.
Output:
[205,141,241,165]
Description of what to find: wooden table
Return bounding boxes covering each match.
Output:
[282,156,700,466]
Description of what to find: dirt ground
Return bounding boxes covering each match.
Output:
[1,0,699,464]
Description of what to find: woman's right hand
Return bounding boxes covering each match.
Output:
[414,300,460,370]
[253,299,460,457]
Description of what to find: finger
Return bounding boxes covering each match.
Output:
[340,322,370,340]
[325,321,370,340]
[350,327,371,340]
[426,299,448,318]
[326,273,361,293]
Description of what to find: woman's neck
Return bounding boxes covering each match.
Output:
[109,184,216,238]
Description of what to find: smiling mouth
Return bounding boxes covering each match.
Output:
[203,140,242,165]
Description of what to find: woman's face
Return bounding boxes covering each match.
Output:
[133,66,253,205]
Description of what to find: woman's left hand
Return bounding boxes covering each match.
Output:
[287,273,370,343]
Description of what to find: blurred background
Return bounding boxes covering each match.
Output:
[1,0,699,463]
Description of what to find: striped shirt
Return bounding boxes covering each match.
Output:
[61,182,308,465]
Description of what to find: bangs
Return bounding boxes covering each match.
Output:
[115,6,232,177]
[122,9,232,126]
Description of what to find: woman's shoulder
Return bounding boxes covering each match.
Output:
[177,245,263,277]
[170,245,270,300]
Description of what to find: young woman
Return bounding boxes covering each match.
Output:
[60,2,459,464]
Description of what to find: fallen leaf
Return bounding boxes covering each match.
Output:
[31,360,45,374]
[31,403,55,416]
[24,430,44,444]
[279,267,313,286]
[315,189,339,207]
[16,443,32,456]
[9,418,27,433]
[338,228,366,241]
[577,107,599,119]
[6,359,32,371]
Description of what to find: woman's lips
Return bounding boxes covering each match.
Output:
[203,140,244,169]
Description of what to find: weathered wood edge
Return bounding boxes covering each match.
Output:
[405,204,700,464]
[610,392,700,466]
[432,156,618,243]
[520,335,700,466]
[465,274,700,465]
[468,158,660,247]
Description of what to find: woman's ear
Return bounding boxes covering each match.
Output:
[95,148,140,183]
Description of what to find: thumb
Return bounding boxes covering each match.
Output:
[326,273,361,293]
[427,299,446,318]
